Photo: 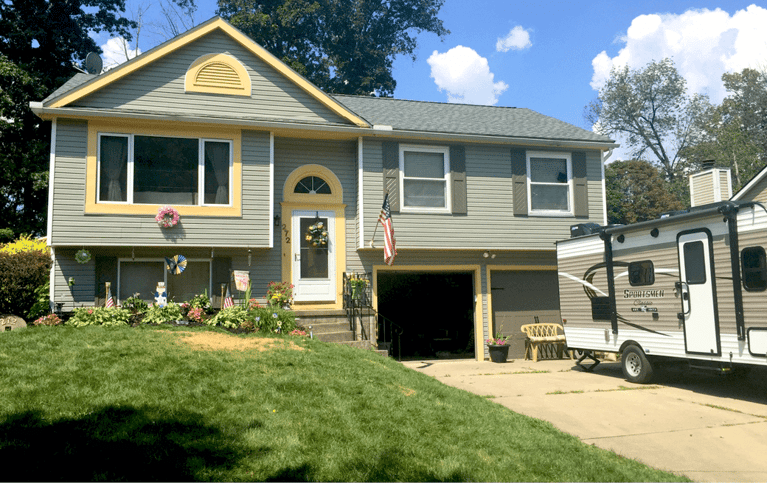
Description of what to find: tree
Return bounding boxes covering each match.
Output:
[216,0,449,97]
[0,0,135,236]
[605,160,685,225]
[683,68,767,190]
[586,58,709,181]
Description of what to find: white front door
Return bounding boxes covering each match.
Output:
[292,210,335,302]
[677,231,720,355]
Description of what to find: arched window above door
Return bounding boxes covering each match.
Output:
[294,176,332,195]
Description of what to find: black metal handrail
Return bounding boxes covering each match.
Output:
[343,272,403,360]
[376,311,403,361]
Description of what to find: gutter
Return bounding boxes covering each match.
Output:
[30,103,619,151]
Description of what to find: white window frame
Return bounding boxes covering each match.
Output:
[96,133,234,207]
[526,151,573,217]
[116,258,212,305]
[399,144,451,214]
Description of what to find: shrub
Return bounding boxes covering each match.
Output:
[0,250,52,319]
[122,295,149,314]
[207,306,248,329]
[187,292,213,312]
[0,234,48,255]
[142,303,183,325]
[27,281,51,320]
[186,306,207,324]
[33,313,62,326]
[68,307,131,327]
[247,307,296,334]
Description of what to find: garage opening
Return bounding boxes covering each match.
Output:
[377,272,475,360]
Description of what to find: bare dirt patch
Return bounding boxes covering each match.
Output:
[158,330,305,352]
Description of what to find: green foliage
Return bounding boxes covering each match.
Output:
[605,160,686,225]
[217,0,449,97]
[0,250,52,318]
[122,295,149,314]
[207,306,248,329]
[28,281,52,321]
[142,303,183,325]
[0,0,135,237]
[586,58,709,181]
[187,292,212,311]
[266,281,293,307]
[32,313,63,326]
[68,307,131,327]
[683,68,767,191]
[247,307,296,333]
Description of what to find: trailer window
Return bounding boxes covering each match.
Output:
[741,246,767,292]
[683,241,707,284]
[628,260,654,286]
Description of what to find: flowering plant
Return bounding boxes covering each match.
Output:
[486,334,509,346]
[305,221,328,247]
[155,206,180,228]
[33,314,63,326]
[290,329,308,337]
[266,281,293,307]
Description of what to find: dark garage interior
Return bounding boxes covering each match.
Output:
[377,272,475,360]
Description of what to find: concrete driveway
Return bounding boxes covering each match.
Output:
[402,357,767,482]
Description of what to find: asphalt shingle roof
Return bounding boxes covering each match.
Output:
[333,94,613,143]
[43,73,95,104]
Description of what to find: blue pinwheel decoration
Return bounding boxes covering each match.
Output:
[165,254,187,275]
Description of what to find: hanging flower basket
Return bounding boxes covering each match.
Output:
[305,221,328,247]
[155,206,180,228]
[75,249,92,264]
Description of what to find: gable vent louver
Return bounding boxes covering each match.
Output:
[195,62,242,89]
[185,53,252,97]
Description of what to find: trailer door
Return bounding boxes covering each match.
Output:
[677,230,720,355]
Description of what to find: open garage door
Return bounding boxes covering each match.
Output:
[377,272,475,360]
[491,271,561,359]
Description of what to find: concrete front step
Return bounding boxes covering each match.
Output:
[295,309,386,355]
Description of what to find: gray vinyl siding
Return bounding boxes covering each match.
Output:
[362,139,604,250]
[74,30,348,125]
[272,136,361,272]
[50,121,272,247]
[53,248,96,310]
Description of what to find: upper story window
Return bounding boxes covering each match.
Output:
[399,144,451,213]
[97,133,232,206]
[527,151,572,215]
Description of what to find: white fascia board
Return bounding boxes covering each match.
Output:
[269,132,275,248]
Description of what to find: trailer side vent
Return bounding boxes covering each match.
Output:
[591,297,612,321]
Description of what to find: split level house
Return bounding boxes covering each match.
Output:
[32,17,616,360]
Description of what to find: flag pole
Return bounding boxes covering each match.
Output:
[368,222,379,248]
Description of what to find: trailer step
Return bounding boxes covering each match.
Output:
[575,351,601,372]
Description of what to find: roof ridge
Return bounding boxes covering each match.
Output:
[332,93,520,110]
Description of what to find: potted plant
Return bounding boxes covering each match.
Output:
[486,333,510,363]
[349,277,368,301]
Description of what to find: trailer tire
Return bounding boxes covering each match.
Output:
[621,345,653,384]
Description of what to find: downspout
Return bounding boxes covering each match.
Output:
[721,203,745,340]
[601,148,613,226]
[600,229,619,335]
[48,119,57,312]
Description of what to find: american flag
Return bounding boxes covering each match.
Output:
[105,286,115,308]
[223,286,234,309]
[378,193,397,265]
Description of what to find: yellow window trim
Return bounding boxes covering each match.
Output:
[185,53,252,96]
[49,18,369,128]
[85,120,242,217]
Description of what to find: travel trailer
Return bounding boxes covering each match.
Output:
[557,200,767,383]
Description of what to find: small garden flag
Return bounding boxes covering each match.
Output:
[223,286,234,309]
[378,193,397,265]
[105,286,115,308]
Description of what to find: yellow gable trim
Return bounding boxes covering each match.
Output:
[185,53,252,96]
[283,164,344,204]
[49,18,370,128]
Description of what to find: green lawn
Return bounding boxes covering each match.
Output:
[0,325,688,482]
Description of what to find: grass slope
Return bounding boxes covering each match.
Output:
[0,326,688,482]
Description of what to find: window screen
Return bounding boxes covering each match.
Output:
[683,241,707,285]
[742,246,767,292]
[628,260,655,286]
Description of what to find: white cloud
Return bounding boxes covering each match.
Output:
[496,26,532,52]
[100,37,140,70]
[427,46,509,105]
[590,5,767,103]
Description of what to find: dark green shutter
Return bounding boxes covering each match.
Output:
[94,256,118,305]
[450,145,467,214]
[511,148,527,216]
[572,152,588,217]
[211,257,232,308]
[382,141,399,212]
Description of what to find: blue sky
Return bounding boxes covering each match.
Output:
[96,1,767,160]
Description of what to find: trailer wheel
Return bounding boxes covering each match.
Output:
[621,345,653,384]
